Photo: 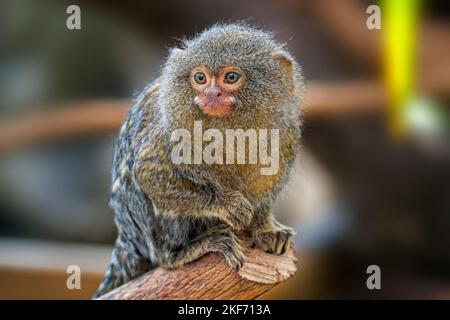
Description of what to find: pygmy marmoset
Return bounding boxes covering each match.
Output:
[94,23,303,298]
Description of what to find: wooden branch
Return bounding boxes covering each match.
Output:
[98,238,297,300]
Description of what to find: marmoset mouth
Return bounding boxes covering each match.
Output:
[194,96,236,117]
[201,103,235,117]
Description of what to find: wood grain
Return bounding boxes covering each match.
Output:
[98,239,297,300]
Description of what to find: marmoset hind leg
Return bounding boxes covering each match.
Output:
[93,235,151,298]
[251,202,294,255]
[157,224,245,271]
[95,224,244,299]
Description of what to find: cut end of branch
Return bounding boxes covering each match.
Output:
[238,237,297,285]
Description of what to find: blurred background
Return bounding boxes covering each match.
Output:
[0,0,449,299]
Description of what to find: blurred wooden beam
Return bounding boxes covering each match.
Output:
[308,0,380,67]
[307,1,450,94]
[0,82,388,154]
[304,81,386,117]
[3,75,449,154]
[0,238,111,299]
[0,266,102,299]
[0,100,129,153]
[1,76,449,154]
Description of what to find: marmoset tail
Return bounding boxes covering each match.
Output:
[94,23,303,298]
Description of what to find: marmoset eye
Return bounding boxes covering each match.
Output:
[194,72,207,84]
[224,72,240,84]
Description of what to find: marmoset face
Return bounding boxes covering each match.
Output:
[160,24,298,121]
[190,65,246,117]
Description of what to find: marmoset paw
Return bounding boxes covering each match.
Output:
[222,191,253,231]
[223,245,245,271]
[253,226,293,255]
[209,227,245,270]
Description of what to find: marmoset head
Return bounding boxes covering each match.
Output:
[159,23,302,121]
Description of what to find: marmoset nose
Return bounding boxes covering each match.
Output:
[204,86,222,102]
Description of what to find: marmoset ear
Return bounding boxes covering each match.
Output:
[169,47,185,59]
[273,50,293,74]
[272,50,295,91]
